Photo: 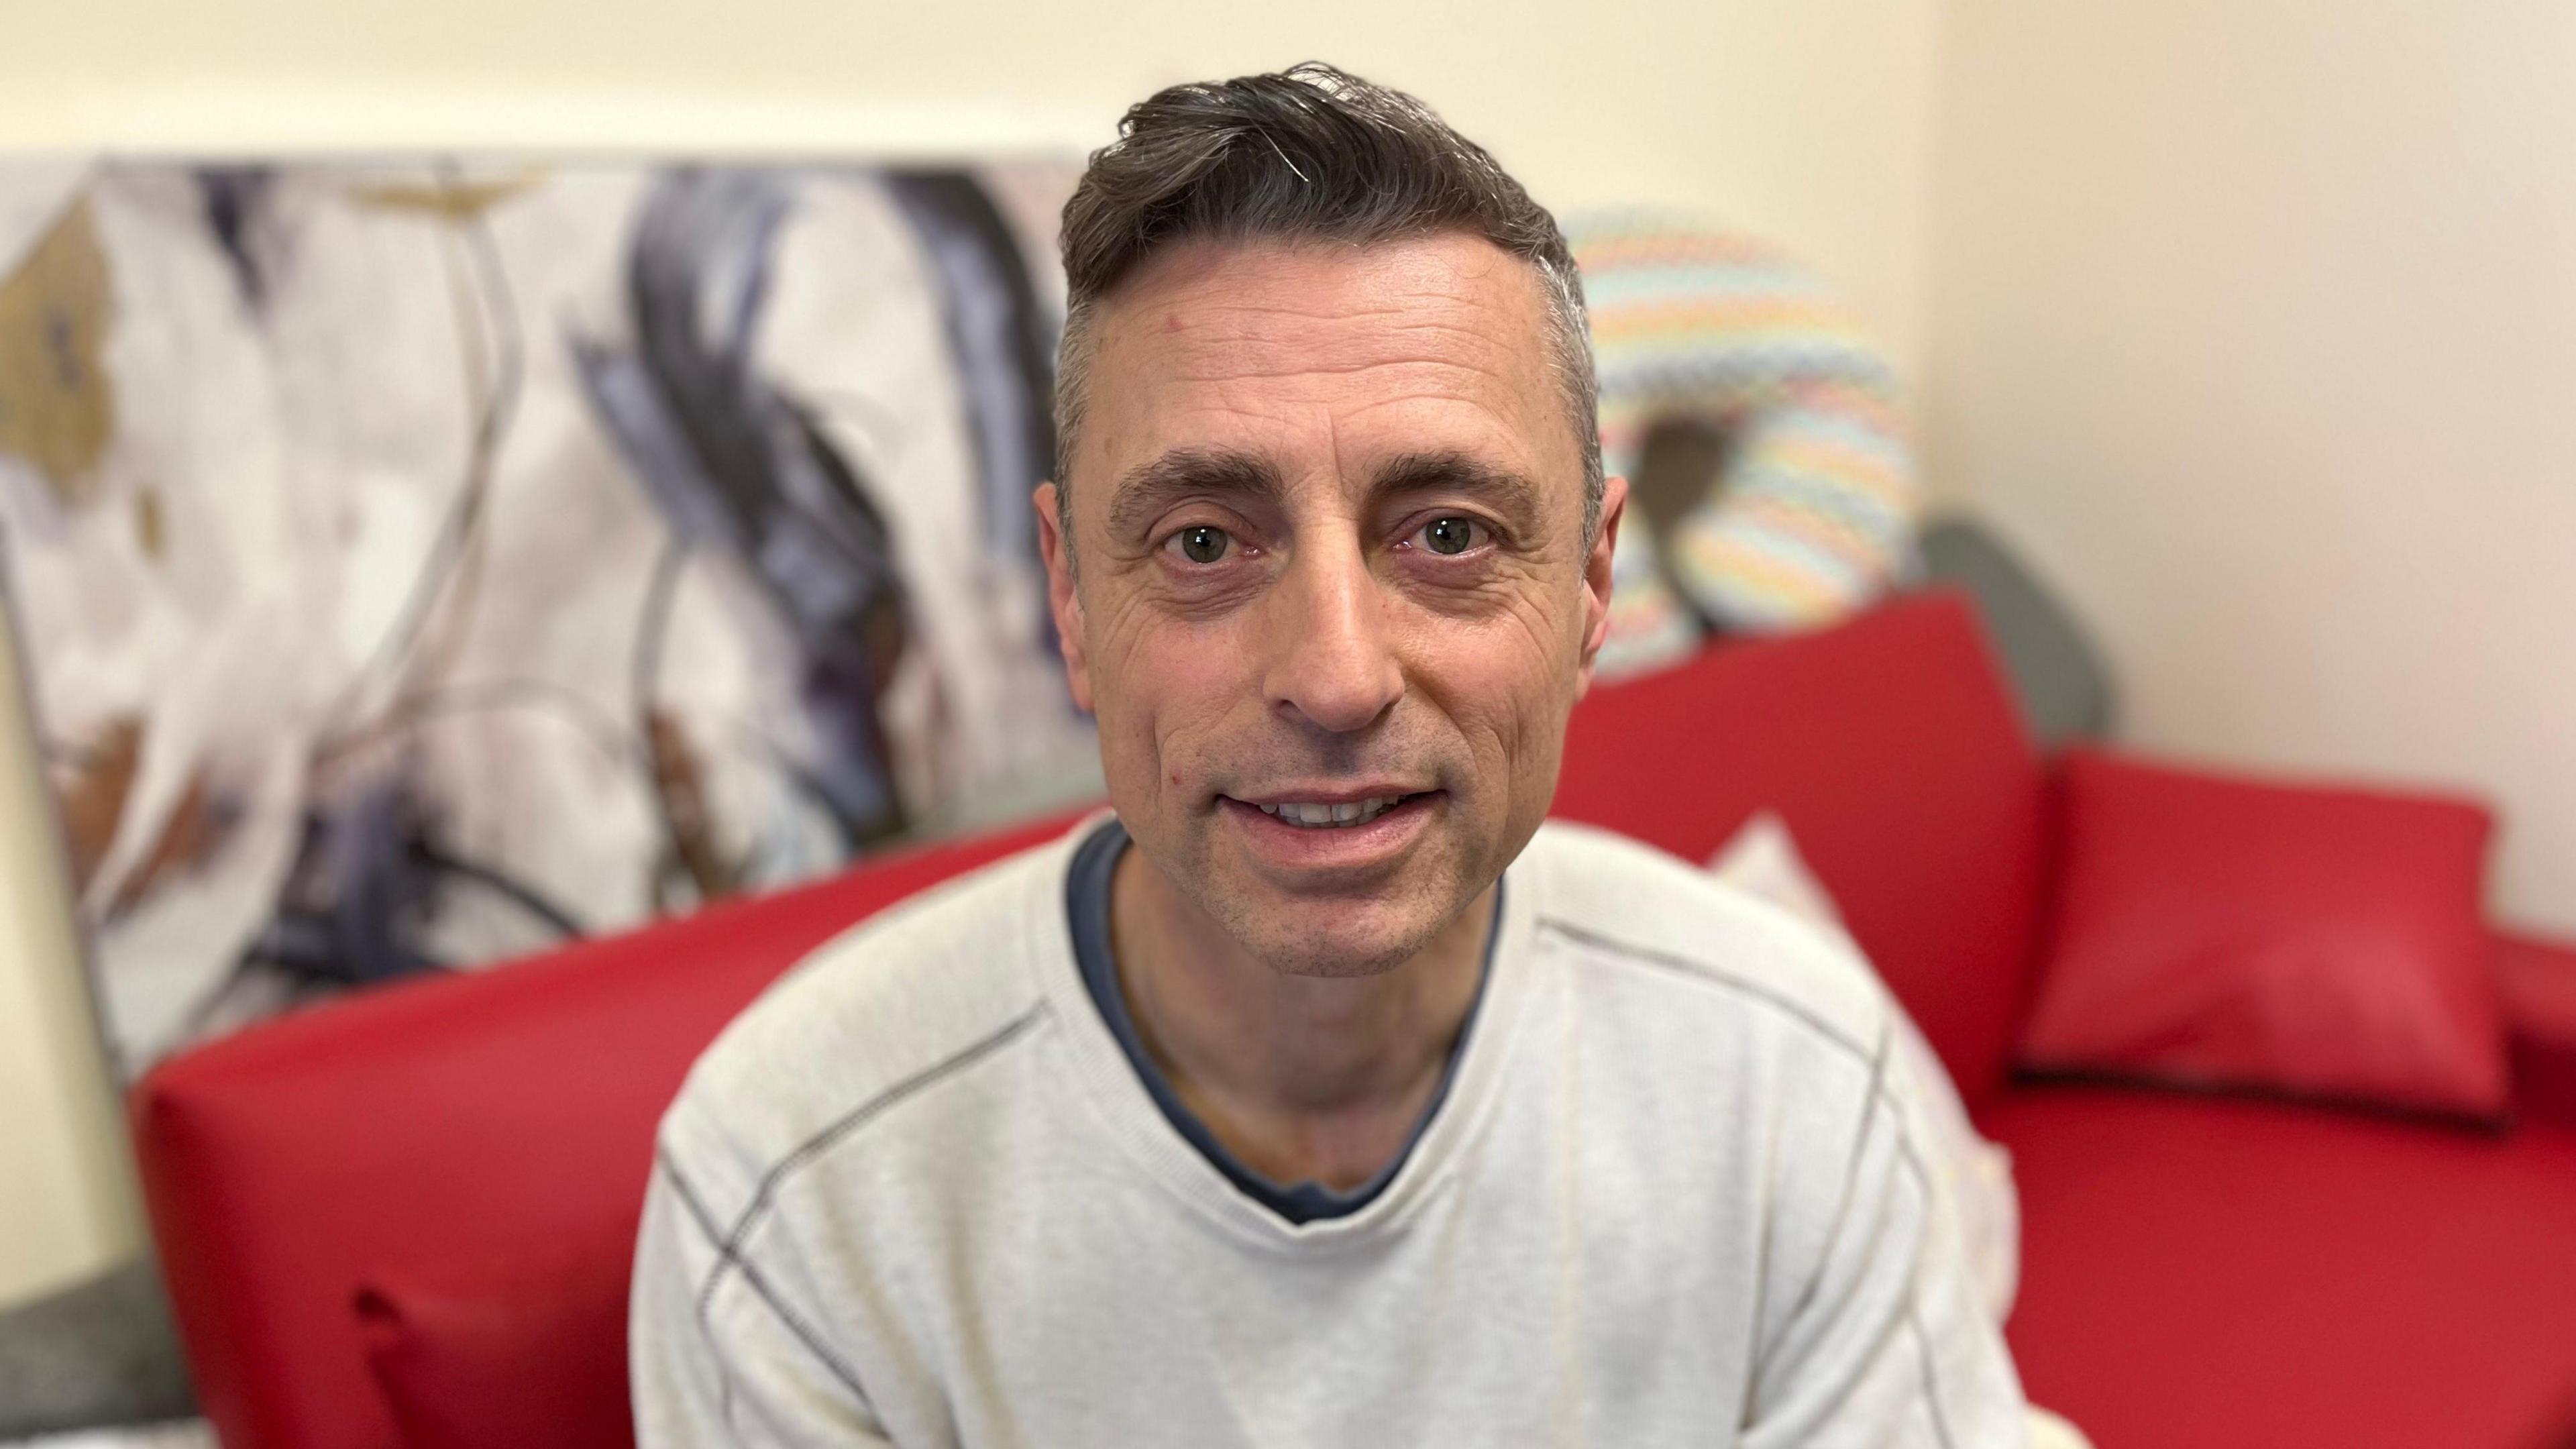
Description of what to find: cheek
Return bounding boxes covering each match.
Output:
[1089,602,1263,792]
[1409,602,1580,797]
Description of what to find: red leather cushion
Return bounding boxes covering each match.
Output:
[133,814,1078,1449]
[354,1216,635,1449]
[1556,591,2049,1102]
[1986,1084,2576,1449]
[2019,749,2508,1119]
[2498,930,2576,1129]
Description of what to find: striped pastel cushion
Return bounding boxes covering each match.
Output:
[1570,215,1921,675]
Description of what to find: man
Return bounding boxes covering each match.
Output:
[633,63,2027,1446]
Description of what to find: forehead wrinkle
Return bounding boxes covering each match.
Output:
[1102,247,1548,386]
[1174,353,1513,386]
[1174,303,1512,339]
[1118,231,1516,309]
[1169,297,1450,325]
[1165,310,1527,366]
[1079,235,1577,503]
[1157,297,1520,351]
[1121,277,1542,378]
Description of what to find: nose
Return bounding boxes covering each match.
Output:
[1262,536,1404,734]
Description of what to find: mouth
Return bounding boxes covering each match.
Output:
[1245,793,1424,829]
[1214,786,1444,873]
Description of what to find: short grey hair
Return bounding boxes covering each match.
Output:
[1053,62,1603,549]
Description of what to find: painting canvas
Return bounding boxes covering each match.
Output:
[0,157,1098,1072]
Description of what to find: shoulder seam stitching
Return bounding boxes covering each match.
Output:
[1731,1018,1967,1443]
[1774,1018,1897,1346]
[1536,915,1876,1065]
[1908,1300,1962,1449]
[658,1152,873,1405]
[1888,1111,1958,1448]
[691,1000,1051,1319]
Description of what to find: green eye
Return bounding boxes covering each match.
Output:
[1175,525,1230,564]
[1422,517,1480,555]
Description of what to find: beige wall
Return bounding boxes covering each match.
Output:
[0,619,147,1307]
[0,0,1948,1309]
[1,0,1946,376]
[1928,0,2576,934]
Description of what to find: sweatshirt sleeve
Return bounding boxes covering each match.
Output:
[1740,1029,2030,1448]
[630,1152,897,1448]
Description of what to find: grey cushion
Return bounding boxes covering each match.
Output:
[0,1260,194,1438]
[1917,515,2116,746]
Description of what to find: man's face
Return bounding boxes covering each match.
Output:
[1038,232,1624,976]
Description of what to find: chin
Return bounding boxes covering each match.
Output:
[1230,897,1459,979]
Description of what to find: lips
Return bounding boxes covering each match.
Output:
[1216,788,1440,873]
[1254,795,1413,828]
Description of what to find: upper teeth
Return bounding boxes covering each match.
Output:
[1258,796,1405,827]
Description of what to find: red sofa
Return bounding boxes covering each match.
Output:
[131,591,2576,1448]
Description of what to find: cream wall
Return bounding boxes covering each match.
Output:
[1926,0,2576,934]
[0,0,1949,1309]
[0,619,147,1307]
[1,0,1947,375]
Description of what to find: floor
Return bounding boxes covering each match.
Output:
[1,1426,212,1449]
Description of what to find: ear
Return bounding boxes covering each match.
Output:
[1034,482,1095,714]
[1571,474,1627,700]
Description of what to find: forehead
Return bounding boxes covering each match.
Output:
[1073,232,1572,494]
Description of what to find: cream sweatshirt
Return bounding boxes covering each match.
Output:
[632,818,2027,1447]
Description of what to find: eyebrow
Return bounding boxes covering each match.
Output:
[1370,450,1545,533]
[1105,447,1288,541]
[1100,446,1550,541]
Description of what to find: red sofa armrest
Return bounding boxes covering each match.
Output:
[2496,928,2576,1128]
[131,811,1085,1449]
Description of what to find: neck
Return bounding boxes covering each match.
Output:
[1109,845,1493,1191]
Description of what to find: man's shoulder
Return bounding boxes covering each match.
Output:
[1522,819,1892,1070]
[659,828,1075,1185]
